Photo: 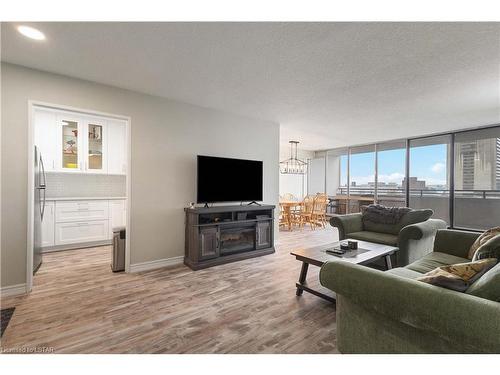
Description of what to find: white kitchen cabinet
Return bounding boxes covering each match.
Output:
[56,113,85,172]
[55,220,109,246]
[34,109,59,172]
[107,119,127,175]
[41,201,55,247]
[34,108,126,175]
[42,199,127,249]
[56,113,109,174]
[55,200,109,222]
[83,116,108,174]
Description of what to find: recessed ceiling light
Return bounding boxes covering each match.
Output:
[17,25,45,41]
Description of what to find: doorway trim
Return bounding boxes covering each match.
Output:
[26,100,132,293]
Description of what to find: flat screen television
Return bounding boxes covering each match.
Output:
[197,155,263,203]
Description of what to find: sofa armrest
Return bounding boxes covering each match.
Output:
[397,219,447,265]
[329,213,363,240]
[320,261,500,352]
[433,229,481,258]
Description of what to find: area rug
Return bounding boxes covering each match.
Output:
[1,307,15,337]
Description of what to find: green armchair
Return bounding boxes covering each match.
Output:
[320,229,500,353]
[330,211,447,266]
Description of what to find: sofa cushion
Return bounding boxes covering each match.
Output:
[472,234,500,261]
[348,231,398,246]
[386,267,423,279]
[362,208,433,235]
[362,221,400,235]
[406,252,470,274]
[468,227,500,259]
[416,258,497,292]
[466,262,500,302]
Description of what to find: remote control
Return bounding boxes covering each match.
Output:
[326,248,345,255]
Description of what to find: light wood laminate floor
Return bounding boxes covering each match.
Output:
[1,226,339,353]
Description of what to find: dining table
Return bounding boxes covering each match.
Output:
[279,200,303,231]
[329,195,375,214]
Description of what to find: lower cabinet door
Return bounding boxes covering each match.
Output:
[256,221,271,249]
[199,226,219,260]
[55,220,109,245]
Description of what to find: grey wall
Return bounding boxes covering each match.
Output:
[1,63,280,287]
[45,173,126,198]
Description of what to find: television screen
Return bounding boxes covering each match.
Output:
[197,155,263,203]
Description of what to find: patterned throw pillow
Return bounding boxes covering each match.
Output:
[417,258,498,292]
[472,234,500,261]
[468,227,500,259]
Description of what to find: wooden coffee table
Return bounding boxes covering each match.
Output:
[290,239,398,303]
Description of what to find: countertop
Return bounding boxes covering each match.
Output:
[45,197,127,201]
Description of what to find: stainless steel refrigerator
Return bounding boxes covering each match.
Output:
[33,146,46,274]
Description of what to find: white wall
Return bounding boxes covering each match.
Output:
[1,63,280,288]
[308,157,326,195]
[326,154,341,196]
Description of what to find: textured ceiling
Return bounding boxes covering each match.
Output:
[2,22,499,150]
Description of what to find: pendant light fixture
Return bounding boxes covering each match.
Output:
[280,141,308,175]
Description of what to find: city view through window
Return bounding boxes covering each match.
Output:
[311,126,500,230]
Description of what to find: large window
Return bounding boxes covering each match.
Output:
[320,125,499,230]
[349,145,375,213]
[409,135,451,224]
[376,140,406,207]
[454,128,500,230]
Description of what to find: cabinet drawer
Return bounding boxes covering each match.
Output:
[55,220,109,245]
[55,200,109,222]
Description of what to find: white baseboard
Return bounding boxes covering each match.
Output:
[1,283,27,298]
[129,256,184,273]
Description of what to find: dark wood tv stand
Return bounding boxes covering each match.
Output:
[184,204,275,270]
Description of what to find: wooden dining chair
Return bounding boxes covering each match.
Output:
[312,193,328,228]
[279,204,288,228]
[298,195,315,230]
[282,193,297,201]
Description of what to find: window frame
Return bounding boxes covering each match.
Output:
[319,123,500,231]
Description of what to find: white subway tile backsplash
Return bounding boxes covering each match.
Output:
[45,173,126,198]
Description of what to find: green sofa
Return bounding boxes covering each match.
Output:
[330,210,447,266]
[319,229,500,353]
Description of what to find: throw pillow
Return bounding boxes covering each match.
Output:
[362,204,411,224]
[398,209,433,227]
[417,258,497,292]
[466,262,500,302]
[468,227,500,259]
[472,234,500,261]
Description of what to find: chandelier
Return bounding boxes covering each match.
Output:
[280,141,308,175]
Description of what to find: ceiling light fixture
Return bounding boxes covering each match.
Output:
[17,25,46,41]
[280,141,308,175]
